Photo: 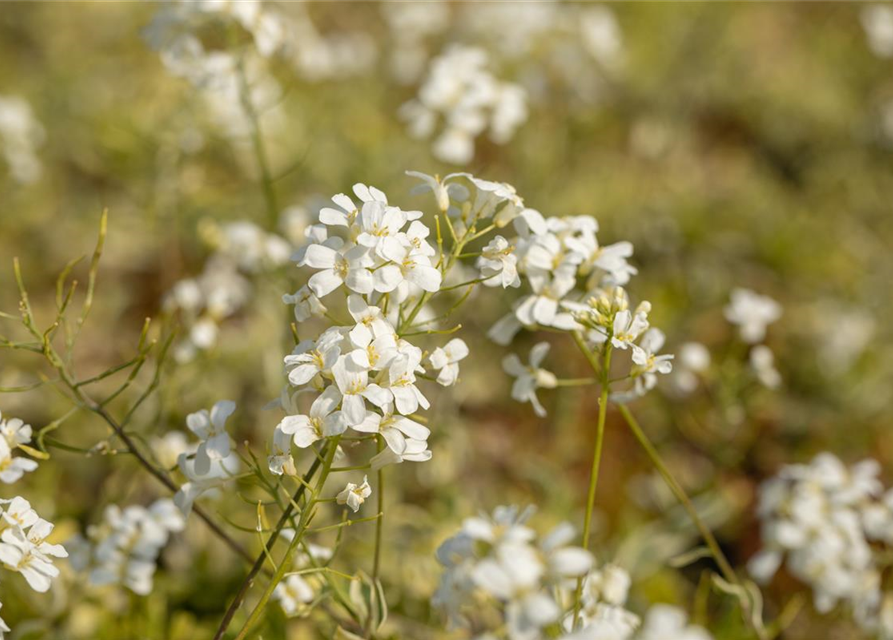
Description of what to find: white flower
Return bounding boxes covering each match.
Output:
[479,236,520,288]
[277,385,346,449]
[336,476,372,512]
[0,412,32,447]
[862,5,893,58]
[429,338,469,386]
[635,605,713,640]
[68,498,183,595]
[0,526,59,592]
[353,403,430,455]
[370,437,432,469]
[515,273,578,330]
[303,242,375,297]
[355,200,409,256]
[186,400,235,477]
[503,342,557,417]
[671,342,711,395]
[750,345,781,389]
[0,95,44,184]
[401,45,528,164]
[284,333,342,387]
[282,285,326,322]
[150,431,195,470]
[387,353,430,416]
[631,328,674,395]
[749,452,892,631]
[332,358,392,426]
[610,305,650,350]
[174,452,240,516]
[0,437,37,484]
[346,294,394,348]
[268,426,297,476]
[406,170,469,211]
[377,237,443,294]
[0,499,66,595]
[0,497,38,530]
[723,288,781,344]
[275,574,315,615]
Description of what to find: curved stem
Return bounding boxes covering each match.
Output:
[617,404,736,580]
[617,404,765,638]
[233,435,342,640]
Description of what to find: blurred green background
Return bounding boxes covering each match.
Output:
[1,3,892,639]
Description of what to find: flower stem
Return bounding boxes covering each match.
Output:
[617,403,765,638]
[616,404,735,579]
[232,436,342,640]
[367,436,386,637]
[235,53,278,229]
[571,332,612,628]
[212,452,324,640]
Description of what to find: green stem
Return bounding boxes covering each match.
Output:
[617,404,764,638]
[235,54,278,229]
[617,404,736,581]
[571,333,611,628]
[212,453,324,640]
[233,436,342,640]
[367,436,386,637]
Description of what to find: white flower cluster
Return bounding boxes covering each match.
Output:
[400,45,528,164]
[724,288,782,389]
[146,1,375,98]
[382,3,624,108]
[474,204,673,410]
[569,562,640,640]
[0,497,66,593]
[0,410,39,484]
[67,498,184,596]
[749,452,893,638]
[165,219,292,363]
[144,1,286,143]
[0,410,65,638]
[274,182,461,476]
[0,95,44,185]
[433,505,593,640]
[173,400,242,516]
[434,506,711,640]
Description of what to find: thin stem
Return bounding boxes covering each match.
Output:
[617,404,764,637]
[367,436,386,637]
[617,404,736,580]
[553,377,599,387]
[235,53,278,228]
[570,333,611,628]
[213,452,324,640]
[232,436,342,640]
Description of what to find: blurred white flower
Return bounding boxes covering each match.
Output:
[749,345,781,389]
[724,288,781,344]
[0,95,44,184]
[503,342,558,417]
[862,5,893,58]
[186,400,236,476]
